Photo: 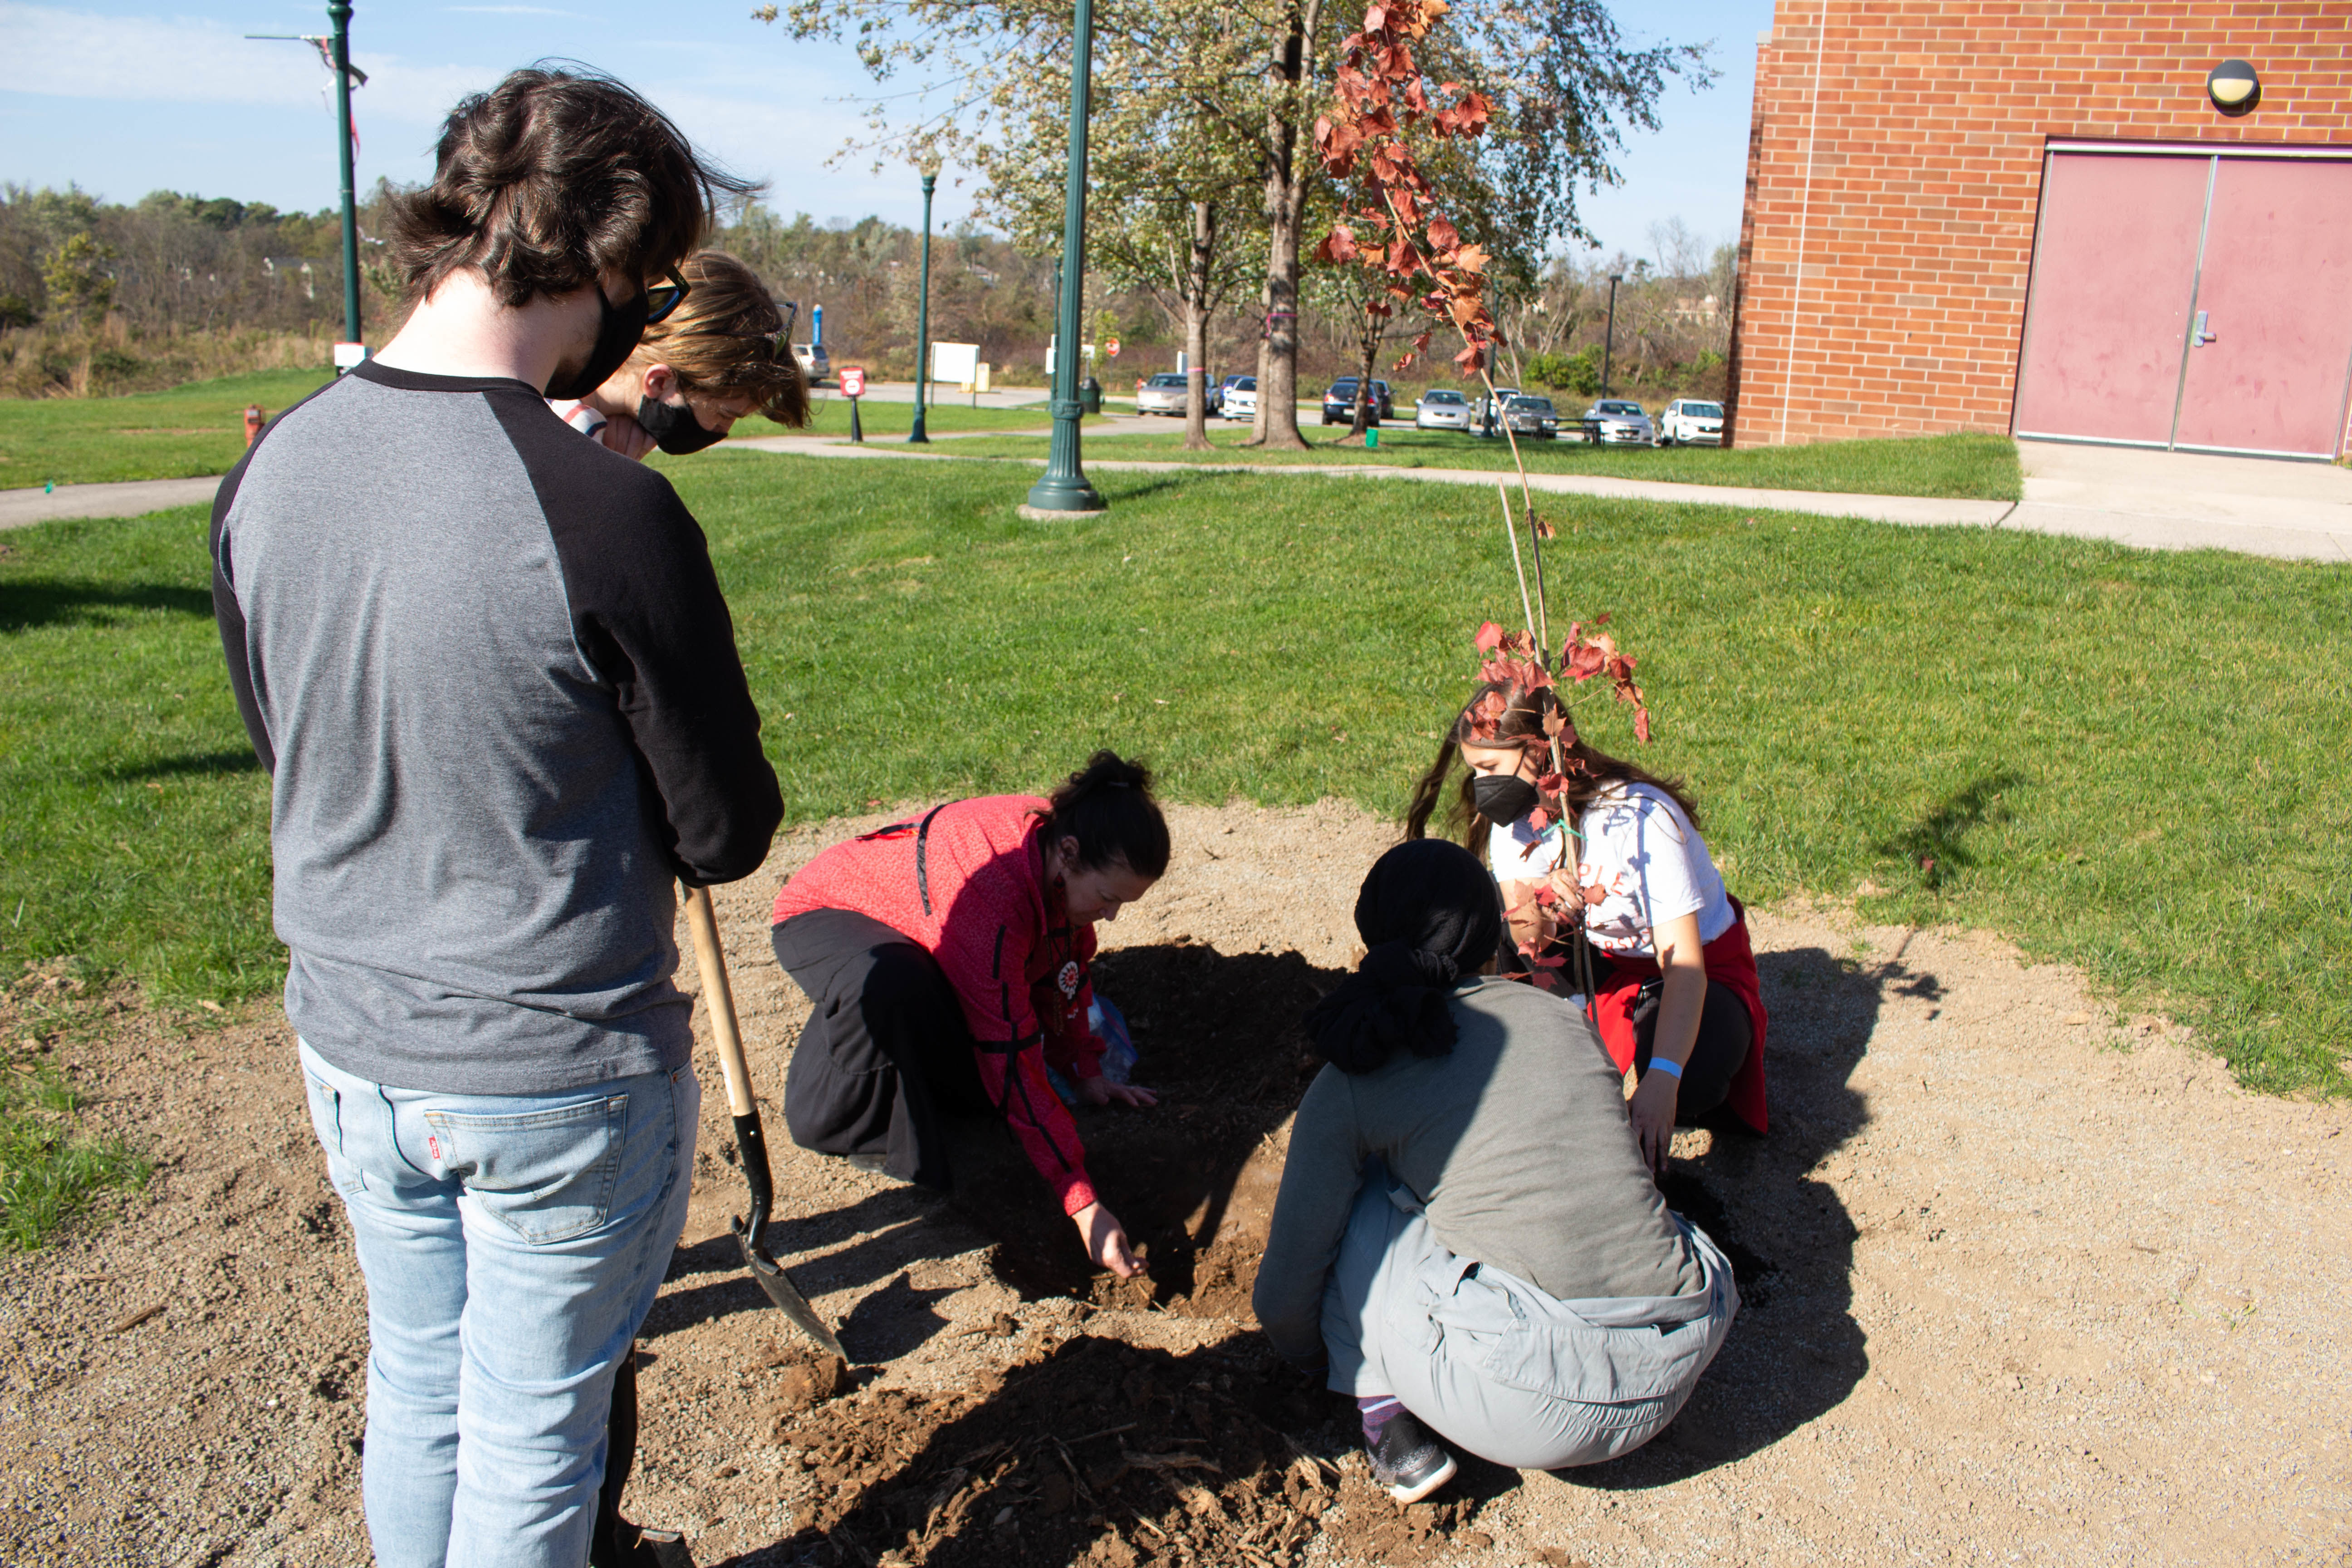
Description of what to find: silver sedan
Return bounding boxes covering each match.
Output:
[1582,398,1656,445]
[1135,372,1191,416]
[1414,389,1472,430]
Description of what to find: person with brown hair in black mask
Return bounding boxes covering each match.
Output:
[1253,840,1739,1502]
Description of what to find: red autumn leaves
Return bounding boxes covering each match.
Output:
[1310,0,1499,374]
[1470,617,1653,757]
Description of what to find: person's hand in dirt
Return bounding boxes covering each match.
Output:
[1075,1076,1158,1109]
[1627,1069,1680,1179]
[1075,1200,1144,1277]
[1631,909,1709,1180]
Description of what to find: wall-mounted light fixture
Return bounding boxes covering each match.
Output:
[2207,59,2260,117]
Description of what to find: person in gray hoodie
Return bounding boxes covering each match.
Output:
[1253,840,1739,1500]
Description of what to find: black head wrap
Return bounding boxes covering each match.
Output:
[1303,839,1503,1074]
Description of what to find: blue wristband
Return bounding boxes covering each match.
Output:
[1646,1056,1685,1080]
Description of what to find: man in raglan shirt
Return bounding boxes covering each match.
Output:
[209,69,783,1567]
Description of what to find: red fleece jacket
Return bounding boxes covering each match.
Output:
[771,796,1102,1215]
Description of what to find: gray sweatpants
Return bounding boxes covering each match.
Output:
[1320,1161,1739,1470]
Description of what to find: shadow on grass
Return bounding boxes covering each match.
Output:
[0,580,214,632]
[104,750,262,781]
[1881,769,2025,889]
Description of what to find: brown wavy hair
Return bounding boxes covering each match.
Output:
[627,250,808,427]
[383,66,760,309]
[1403,681,1700,853]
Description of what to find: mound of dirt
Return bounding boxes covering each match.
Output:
[760,1328,1489,1567]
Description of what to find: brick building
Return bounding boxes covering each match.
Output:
[1725,2,2352,458]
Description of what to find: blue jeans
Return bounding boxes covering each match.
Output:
[299,1041,699,1568]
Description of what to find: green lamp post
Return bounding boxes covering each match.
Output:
[1023,0,1104,515]
[910,166,936,445]
[330,3,362,347]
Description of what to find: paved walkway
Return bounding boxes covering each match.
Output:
[0,476,221,530]
[10,436,2348,561]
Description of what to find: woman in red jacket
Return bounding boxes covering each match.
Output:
[770,752,1170,1278]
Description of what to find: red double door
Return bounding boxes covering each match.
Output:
[2012,145,2352,459]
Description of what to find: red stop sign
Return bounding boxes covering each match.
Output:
[839,366,867,397]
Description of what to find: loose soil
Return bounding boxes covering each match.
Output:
[3,800,2348,1567]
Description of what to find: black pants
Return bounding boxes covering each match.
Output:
[1628,975,1752,1125]
[772,908,990,1189]
[1505,936,1751,1124]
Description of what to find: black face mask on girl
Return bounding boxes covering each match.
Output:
[635,394,728,455]
[1470,772,1541,824]
[544,287,652,400]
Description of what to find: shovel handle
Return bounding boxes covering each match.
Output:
[682,883,756,1119]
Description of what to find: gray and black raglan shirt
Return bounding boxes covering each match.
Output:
[211,360,783,1095]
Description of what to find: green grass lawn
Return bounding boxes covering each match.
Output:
[0,368,337,490]
[779,396,1057,439]
[2,453,2344,1099]
[937,425,2025,501]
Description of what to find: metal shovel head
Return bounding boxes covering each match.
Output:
[736,1224,849,1364]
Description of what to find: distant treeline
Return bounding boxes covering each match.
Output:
[0,179,1730,403]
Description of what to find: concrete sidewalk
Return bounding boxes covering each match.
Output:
[10,437,2348,561]
[2013,441,2352,561]
[1,476,221,530]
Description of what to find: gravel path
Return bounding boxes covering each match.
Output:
[3,801,2344,1566]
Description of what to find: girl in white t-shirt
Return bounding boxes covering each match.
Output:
[1406,681,1769,1172]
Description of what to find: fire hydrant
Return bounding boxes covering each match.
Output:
[243,403,267,447]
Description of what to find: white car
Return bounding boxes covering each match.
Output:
[1583,399,1656,445]
[1657,398,1725,446]
[1136,372,1189,416]
[1220,376,1258,421]
[1414,388,1472,431]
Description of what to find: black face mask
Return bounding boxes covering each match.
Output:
[544,286,652,400]
[635,393,728,455]
[1470,772,1541,823]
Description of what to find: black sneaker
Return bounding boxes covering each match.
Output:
[1368,1409,1457,1503]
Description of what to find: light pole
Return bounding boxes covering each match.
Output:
[247,5,367,351]
[1023,0,1104,515]
[330,4,361,346]
[1600,274,1622,399]
[909,167,936,444]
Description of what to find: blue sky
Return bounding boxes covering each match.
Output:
[0,0,1771,265]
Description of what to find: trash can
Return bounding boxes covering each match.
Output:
[1078,376,1102,416]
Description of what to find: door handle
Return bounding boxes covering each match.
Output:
[2192,310,2216,346]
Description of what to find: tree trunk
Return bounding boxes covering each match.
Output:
[1348,295,1382,442]
[1254,0,1320,452]
[1182,200,1215,452]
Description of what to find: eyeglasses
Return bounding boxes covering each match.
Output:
[645,266,691,325]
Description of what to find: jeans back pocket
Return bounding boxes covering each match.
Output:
[424,1095,627,1245]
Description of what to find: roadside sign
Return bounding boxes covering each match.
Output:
[1106,338,1122,359]
[839,366,867,398]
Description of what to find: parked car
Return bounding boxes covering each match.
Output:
[1321,377,1395,425]
[1211,373,1250,415]
[1657,397,1725,446]
[1472,386,1523,436]
[1220,376,1258,421]
[1414,387,1472,431]
[1136,372,1190,416]
[1501,394,1562,440]
[791,342,831,385]
[1583,399,1656,445]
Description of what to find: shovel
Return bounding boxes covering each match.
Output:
[681,882,850,1363]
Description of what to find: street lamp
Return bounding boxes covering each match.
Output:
[247,4,367,354]
[910,165,937,444]
[1600,274,1622,399]
[1023,0,1105,515]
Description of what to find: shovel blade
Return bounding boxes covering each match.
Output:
[739,1235,849,1363]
